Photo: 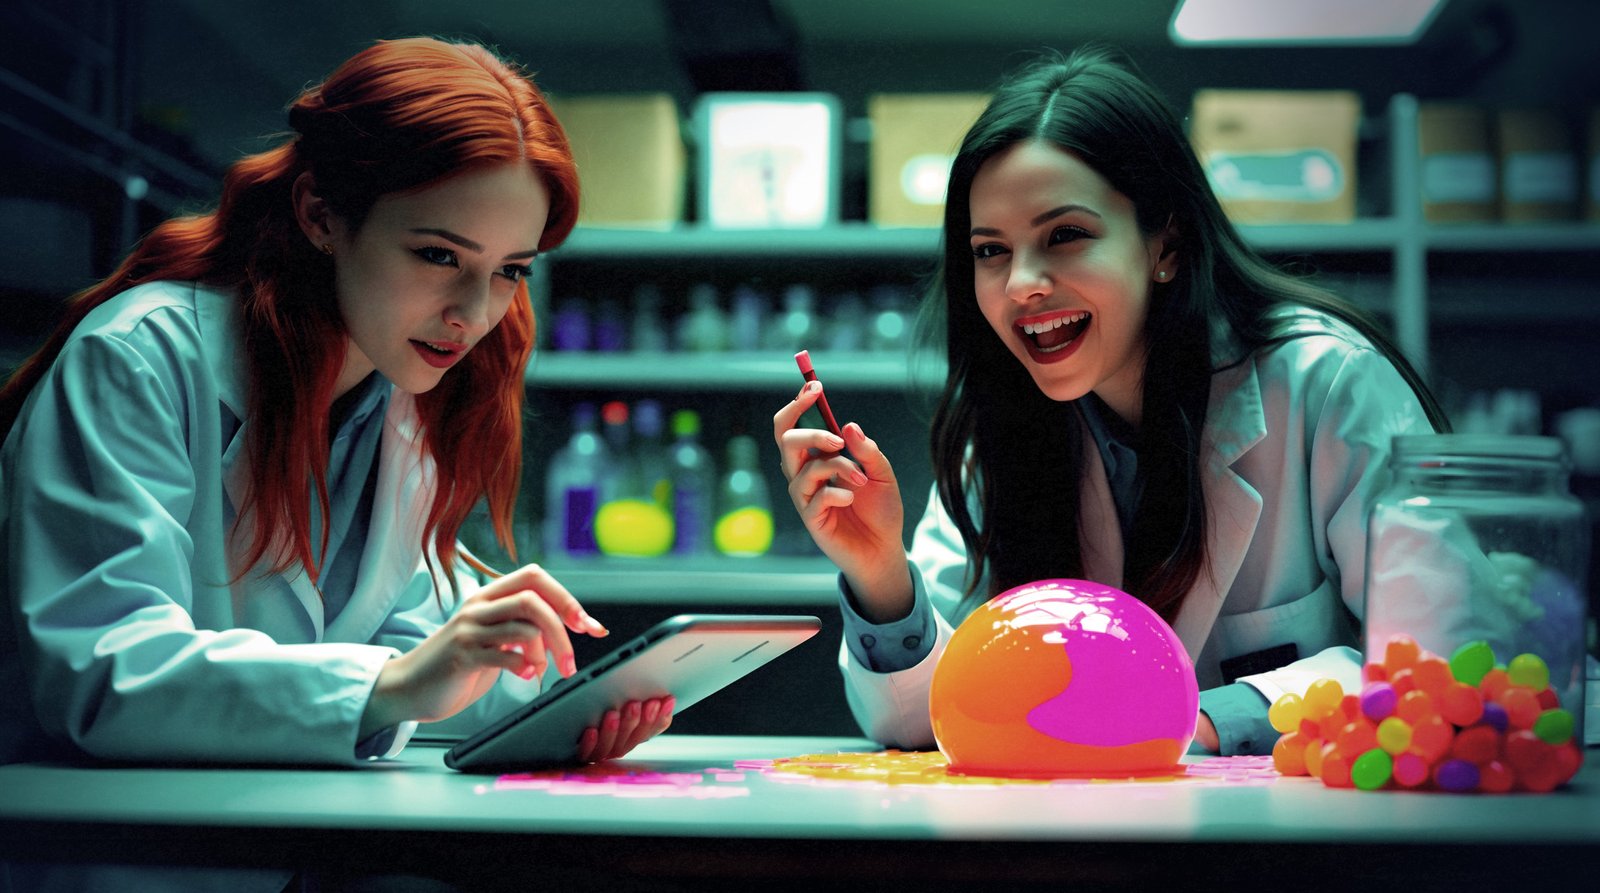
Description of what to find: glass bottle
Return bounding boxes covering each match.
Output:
[1364,434,1589,749]
[714,434,774,557]
[668,409,716,557]
[631,284,671,353]
[542,402,608,558]
[763,283,817,353]
[678,282,729,353]
[594,400,674,558]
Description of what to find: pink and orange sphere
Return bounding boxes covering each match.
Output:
[929,579,1199,777]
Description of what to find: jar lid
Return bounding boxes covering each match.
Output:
[1391,433,1568,465]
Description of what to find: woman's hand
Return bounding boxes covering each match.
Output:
[773,379,911,621]
[360,564,608,738]
[1195,710,1220,753]
[576,696,676,763]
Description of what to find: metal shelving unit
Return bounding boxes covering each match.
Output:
[526,92,1600,600]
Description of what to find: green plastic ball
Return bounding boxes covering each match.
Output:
[1447,640,1495,687]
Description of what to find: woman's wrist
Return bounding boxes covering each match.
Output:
[359,657,410,740]
[845,556,915,624]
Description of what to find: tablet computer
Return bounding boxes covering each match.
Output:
[444,613,821,772]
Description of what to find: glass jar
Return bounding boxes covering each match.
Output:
[1364,434,1590,747]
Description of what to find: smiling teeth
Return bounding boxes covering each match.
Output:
[1021,311,1089,335]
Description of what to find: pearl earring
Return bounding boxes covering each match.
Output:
[1156,270,1169,280]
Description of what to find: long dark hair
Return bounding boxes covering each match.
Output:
[922,45,1447,621]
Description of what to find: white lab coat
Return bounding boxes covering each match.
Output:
[843,308,1435,747]
[0,281,535,891]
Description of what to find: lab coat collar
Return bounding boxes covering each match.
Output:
[207,282,431,643]
[1171,334,1267,661]
[222,391,429,645]
[194,285,248,420]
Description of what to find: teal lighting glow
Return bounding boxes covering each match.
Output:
[1169,0,1447,45]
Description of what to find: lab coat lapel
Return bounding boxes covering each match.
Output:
[323,392,433,644]
[200,289,324,641]
[1172,357,1267,658]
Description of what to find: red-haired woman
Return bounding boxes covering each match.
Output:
[0,38,672,774]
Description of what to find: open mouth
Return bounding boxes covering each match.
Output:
[410,339,465,368]
[1018,311,1091,359]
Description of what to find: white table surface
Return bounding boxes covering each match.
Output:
[3,735,1596,890]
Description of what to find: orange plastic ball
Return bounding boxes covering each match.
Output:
[929,579,1198,777]
[1273,731,1309,776]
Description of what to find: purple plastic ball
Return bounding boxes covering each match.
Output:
[1479,701,1509,733]
[1360,681,1398,722]
[1434,758,1481,793]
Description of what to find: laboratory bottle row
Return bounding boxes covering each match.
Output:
[545,280,920,356]
[543,399,776,562]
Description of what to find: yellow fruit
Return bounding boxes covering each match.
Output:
[714,507,773,556]
[594,499,675,557]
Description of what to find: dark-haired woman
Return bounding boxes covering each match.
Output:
[773,46,1443,756]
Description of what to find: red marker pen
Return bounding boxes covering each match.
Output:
[794,350,843,436]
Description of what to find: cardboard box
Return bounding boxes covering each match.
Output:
[1417,103,1495,223]
[1496,108,1578,222]
[868,93,990,227]
[548,94,685,229]
[1190,90,1362,224]
[695,92,842,229]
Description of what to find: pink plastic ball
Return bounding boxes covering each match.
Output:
[930,578,1199,777]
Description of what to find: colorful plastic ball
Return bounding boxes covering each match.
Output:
[1409,715,1454,763]
[1320,747,1354,788]
[1383,635,1422,674]
[1450,725,1500,766]
[1533,709,1575,746]
[928,579,1198,777]
[1272,731,1309,776]
[1395,689,1437,724]
[1438,682,1484,728]
[1350,749,1393,791]
[1336,720,1378,758]
[1433,758,1480,793]
[1360,681,1397,722]
[1375,716,1412,755]
[1498,687,1541,730]
[1302,678,1344,720]
[1448,640,1496,687]
[1479,760,1516,794]
[1507,653,1550,692]
[1268,693,1305,734]
[1411,656,1453,696]
[1479,668,1511,701]
[1392,752,1431,788]
[1478,701,1509,733]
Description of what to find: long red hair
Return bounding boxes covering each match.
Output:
[0,37,578,593]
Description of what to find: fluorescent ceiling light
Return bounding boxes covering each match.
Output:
[1170,0,1448,45]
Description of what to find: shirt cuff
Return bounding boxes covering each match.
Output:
[1198,683,1276,756]
[355,720,417,760]
[837,567,936,673]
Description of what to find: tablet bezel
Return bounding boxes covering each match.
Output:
[443,613,821,772]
